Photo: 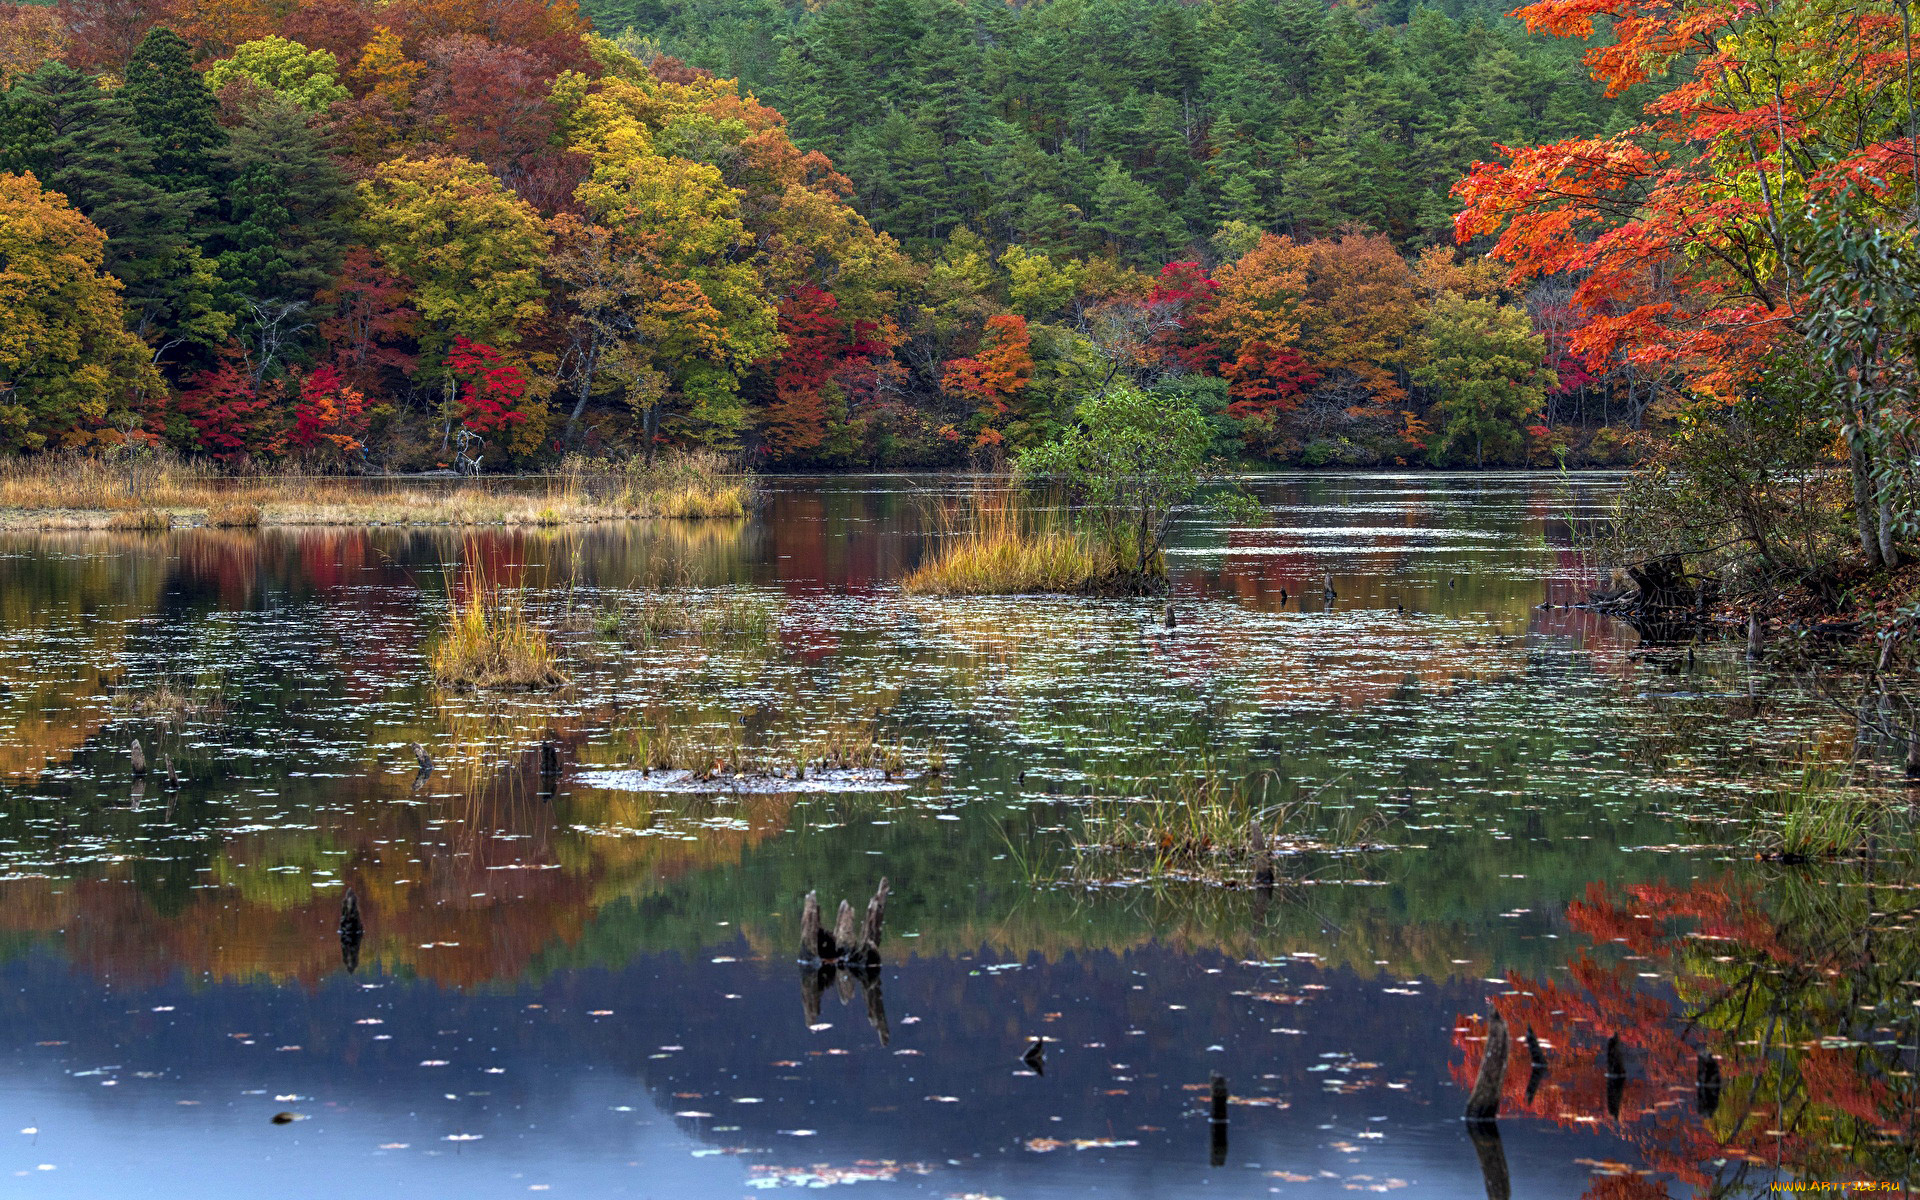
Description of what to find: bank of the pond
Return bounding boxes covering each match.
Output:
[0,452,752,528]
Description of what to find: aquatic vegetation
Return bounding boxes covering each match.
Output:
[615,589,779,649]
[1745,762,1890,861]
[558,450,753,519]
[104,507,171,531]
[111,676,224,723]
[903,483,1124,596]
[431,565,567,691]
[1071,771,1385,884]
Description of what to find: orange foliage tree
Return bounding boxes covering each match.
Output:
[1452,0,1920,400]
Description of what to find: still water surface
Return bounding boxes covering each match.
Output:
[0,473,1912,1198]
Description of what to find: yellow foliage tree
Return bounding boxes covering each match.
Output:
[0,173,165,451]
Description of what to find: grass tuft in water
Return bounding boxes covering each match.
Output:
[112,676,225,723]
[903,482,1125,596]
[1747,762,1889,861]
[615,590,778,649]
[431,562,568,691]
[205,500,262,528]
[105,507,171,531]
[1072,771,1384,883]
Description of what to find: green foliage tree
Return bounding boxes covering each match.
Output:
[211,96,356,377]
[205,35,350,112]
[1413,292,1554,468]
[1018,382,1214,585]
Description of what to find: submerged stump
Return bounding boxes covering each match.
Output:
[1463,1012,1509,1122]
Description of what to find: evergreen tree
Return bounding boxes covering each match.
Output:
[0,62,225,350]
[124,27,226,196]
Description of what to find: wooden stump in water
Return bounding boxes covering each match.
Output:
[833,899,857,954]
[339,887,364,974]
[1523,1026,1548,1104]
[130,738,147,778]
[799,890,834,961]
[1466,1119,1511,1200]
[1695,1050,1721,1116]
[1746,613,1764,660]
[1463,1012,1509,1122]
[1208,1073,1229,1167]
[855,878,888,965]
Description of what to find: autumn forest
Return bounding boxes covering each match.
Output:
[0,0,1725,472]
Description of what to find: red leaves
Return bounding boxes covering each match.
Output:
[941,313,1034,418]
[288,366,369,457]
[444,337,528,433]
[175,351,279,462]
[1221,343,1318,417]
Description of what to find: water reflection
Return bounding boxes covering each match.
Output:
[0,473,1911,1196]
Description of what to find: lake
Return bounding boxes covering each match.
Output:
[0,473,1912,1198]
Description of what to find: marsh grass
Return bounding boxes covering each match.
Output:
[112,676,225,723]
[431,561,568,691]
[903,480,1124,596]
[1747,762,1892,860]
[615,589,780,649]
[205,500,262,527]
[1072,770,1384,883]
[0,450,751,528]
[104,507,171,531]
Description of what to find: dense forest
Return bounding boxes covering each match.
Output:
[0,0,1888,476]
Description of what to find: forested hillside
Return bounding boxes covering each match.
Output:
[583,0,1638,255]
[0,0,1660,472]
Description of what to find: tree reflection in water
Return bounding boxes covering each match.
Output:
[1454,870,1920,1196]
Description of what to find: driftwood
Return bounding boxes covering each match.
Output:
[1464,1012,1509,1121]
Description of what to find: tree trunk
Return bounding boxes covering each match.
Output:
[1848,417,1883,568]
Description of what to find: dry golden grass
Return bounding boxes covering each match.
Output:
[205,500,262,527]
[430,567,568,691]
[902,482,1121,596]
[0,450,753,529]
[104,508,171,531]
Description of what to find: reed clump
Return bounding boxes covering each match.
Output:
[617,590,779,648]
[112,676,224,723]
[431,566,568,691]
[105,507,171,531]
[205,500,262,527]
[903,482,1124,596]
[1747,762,1890,861]
[559,450,753,519]
[1073,771,1384,883]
